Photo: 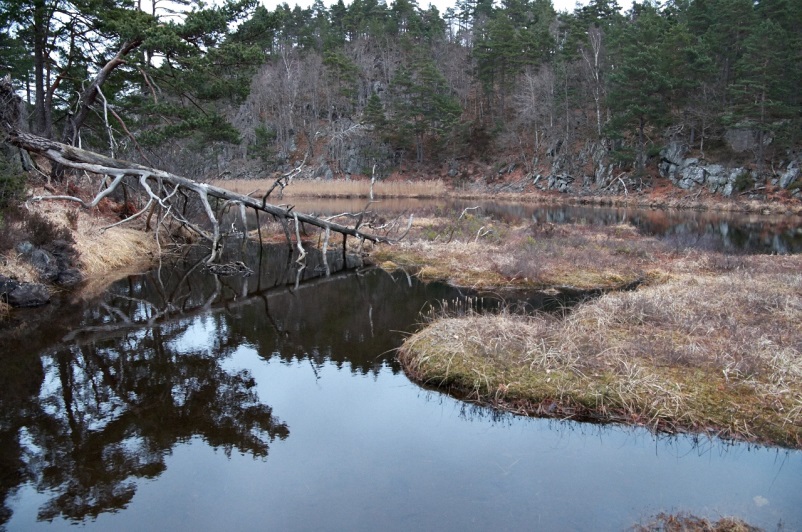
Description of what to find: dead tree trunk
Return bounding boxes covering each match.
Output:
[5,129,396,263]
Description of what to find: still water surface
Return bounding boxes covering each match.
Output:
[2,206,802,531]
[286,197,802,254]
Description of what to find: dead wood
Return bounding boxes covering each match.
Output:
[5,129,395,263]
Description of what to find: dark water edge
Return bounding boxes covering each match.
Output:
[2,222,802,530]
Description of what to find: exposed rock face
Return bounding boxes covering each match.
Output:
[658,143,783,197]
[724,127,772,153]
[0,275,50,307]
[780,161,799,189]
[678,164,706,189]
[725,128,758,153]
[659,142,688,182]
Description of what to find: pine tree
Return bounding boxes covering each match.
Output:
[364,92,388,137]
[606,1,671,171]
[729,19,796,172]
[389,55,461,163]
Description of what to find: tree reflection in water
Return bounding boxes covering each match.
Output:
[0,243,325,524]
[1,241,463,525]
[25,322,289,522]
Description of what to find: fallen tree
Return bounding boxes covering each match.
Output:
[3,128,409,264]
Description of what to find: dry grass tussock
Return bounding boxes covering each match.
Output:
[213,178,447,198]
[374,212,665,290]
[399,263,802,448]
[72,219,159,278]
[37,198,160,277]
[0,254,39,284]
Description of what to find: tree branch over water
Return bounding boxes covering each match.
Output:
[4,129,398,263]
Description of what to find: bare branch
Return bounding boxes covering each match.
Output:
[263,153,308,202]
[8,130,396,265]
[100,198,154,231]
[293,213,306,266]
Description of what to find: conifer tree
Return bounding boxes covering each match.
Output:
[389,56,461,163]
[606,1,671,171]
[729,19,796,172]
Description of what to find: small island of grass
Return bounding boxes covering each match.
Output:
[377,211,802,449]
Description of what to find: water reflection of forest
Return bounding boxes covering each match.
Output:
[0,242,462,525]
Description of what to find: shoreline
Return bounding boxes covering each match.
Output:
[211,175,802,216]
[371,212,802,449]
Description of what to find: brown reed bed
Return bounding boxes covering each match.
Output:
[398,258,802,448]
[385,209,802,448]
[210,177,447,199]
[371,210,668,291]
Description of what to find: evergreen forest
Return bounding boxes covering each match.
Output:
[1,0,801,189]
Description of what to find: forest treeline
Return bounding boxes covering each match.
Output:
[1,0,801,187]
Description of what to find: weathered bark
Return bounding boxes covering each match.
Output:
[5,129,394,262]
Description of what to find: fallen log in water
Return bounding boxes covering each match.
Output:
[4,129,408,263]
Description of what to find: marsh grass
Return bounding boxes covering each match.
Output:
[212,178,447,198]
[374,213,662,290]
[399,265,802,448]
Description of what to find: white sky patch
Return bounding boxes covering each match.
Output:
[140,0,635,28]
[167,315,224,355]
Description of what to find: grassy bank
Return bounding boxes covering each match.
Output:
[1,190,161,308]
[382,210,802,448]
[398,255,802,448]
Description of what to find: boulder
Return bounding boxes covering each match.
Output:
[29,248,59,282]
[49,239,77,270]
[660,142,688,167]
[15,241,34,255]
[679,166,706,189]
[57,268,84,288]
[0,275,50,308]
[547,138,563,157]
[345,254,364,269]
[703,164,727,192]
[722,168,745,197]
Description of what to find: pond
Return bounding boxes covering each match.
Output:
[2,205,802,531]
[281,197,802,254]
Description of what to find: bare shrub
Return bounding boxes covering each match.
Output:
[0,205,24,253]
[24,210,74,246]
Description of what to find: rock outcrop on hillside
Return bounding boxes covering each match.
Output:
[657,141,801,199]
